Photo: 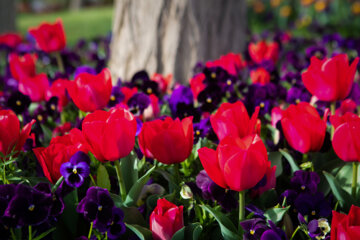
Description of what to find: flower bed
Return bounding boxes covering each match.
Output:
[0,19,360,240]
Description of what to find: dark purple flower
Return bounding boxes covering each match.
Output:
[305,46,327,60]
[196,170,237,211]
[245,205,265,219]
[261,221,287,240]
[7,91,31,114]
[5,184,52,226]
[294,192,331,219]
[127,93,150,116]
[286,86,311,105]
[131,70,159,96]
[169,85,194,115]
[240,218,268,240]
[107,207,126,239]
[193,117,212,143]
[77,187,114,231]
[108,86,124,107]
[0,184,16,217]
[33,182,65,217]
[291,170,320,194]
[197,85,222,113]
[74,65,97,78]
[60,151,90,188]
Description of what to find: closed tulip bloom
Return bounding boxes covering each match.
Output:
[29,19,66,53]
[0,32,22,48]
[248,40,279,64]
[82,108,137,162]
[198,134,269,192]
[150,198,184,240]
[67,68,112,112]
[302,54,359,101]
[0,110,35,157]
[18,73,50,102]
[331,113,360,162]
[139,117,193,164]
[9,53,37,81]
[205,53,246,76]
[331,205,360,240]
[250,67,271,85]
[281,102,328,153]
[210,101,260,141]
[33,128,89,183]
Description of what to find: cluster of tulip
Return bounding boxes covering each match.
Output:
[1,18,360,240]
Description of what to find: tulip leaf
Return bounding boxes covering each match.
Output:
[40,124,53,145]
[200,205,240,240]
[97,164,111,191]
[171,222,203,240]
[126,224,153,240]
[323,171,354,211]
[123,166,156,207]
[264,206,290,224]
[268,152,283,177]
[122,206,146,226]
[279,149,300,173]
[121,151,139,192]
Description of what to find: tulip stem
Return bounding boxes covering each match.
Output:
[174,163,181,185]
[114,160,127,201]
[28,225,32,240]
[330,102,336,139]
[238,191,245,232]
[55,52,65,73]
[88,222,93,239]
[352,162,359,197]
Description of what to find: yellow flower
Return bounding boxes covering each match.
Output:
[270,0,282,7]
[352,2,360,15]
[314,0,327,12]
[253,1,265,13]
[280,5,292,17]
[301,0,315,6]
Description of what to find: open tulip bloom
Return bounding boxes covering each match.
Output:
[3,14,360,240]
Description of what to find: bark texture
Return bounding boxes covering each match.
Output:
[0,0,16,33]
[109,0,247,83]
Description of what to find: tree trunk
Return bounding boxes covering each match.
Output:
[0,0,16,33]
[109,0,247,83]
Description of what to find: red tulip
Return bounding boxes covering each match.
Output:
[18,73,50,102]
[250,162,276,197]
[189,73,205,100]
[0,110,35,157]
[198,134,269,191]
[335,99,357,116]
[0,33,22,48]
[331,205,360,240]
[82,108,137,162]
[139,117,193,164]
[121,86,138,104]
[205,53,246,76]
[29,19,66,53]
[250,67,271,85]
[151,73,172,95]
[281,102,328,153]
[46,79,70,111]
[331,113,360,162]
[248,41,279,64]
[67,68,112,112]
[210,101,260,141]
[302,54,359,101]
[150,198,184,240]
[33,128,88,183]
[9,53,37,80]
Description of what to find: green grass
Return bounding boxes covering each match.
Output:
[18,6,113,46]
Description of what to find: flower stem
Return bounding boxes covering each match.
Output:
[238,191,245,232]
[174,163,181,185]
[88,222,93,239]
[330,102,336,139]
[55,52,65,73]
[114,160,126,201]
[352,162,359,197]
[290,226,300,240]
[28,225,32,240]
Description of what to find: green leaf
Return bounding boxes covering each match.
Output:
[279,149,299,173]
[121,152,139,192]
[126,224,153,240]
[97,164,111,191]
[33,227,56,240]
[123,166,156,207]
[264,206,290,224]
[323,171,354,211]
[172,223,203,240]
[200,205,240,240]
[40,124,53,145]
[268,152,283,178]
